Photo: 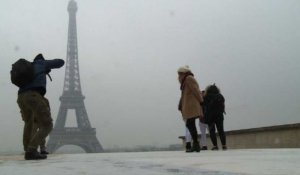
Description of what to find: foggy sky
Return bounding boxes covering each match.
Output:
[0,0,300,153]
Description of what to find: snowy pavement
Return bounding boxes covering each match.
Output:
[0,149,299,175]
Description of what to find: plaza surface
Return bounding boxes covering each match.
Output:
[0,149,299,175]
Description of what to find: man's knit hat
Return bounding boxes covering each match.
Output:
[34,53,45,61]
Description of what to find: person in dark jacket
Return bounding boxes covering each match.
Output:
[203,84,227,150]
[17,54,64,160]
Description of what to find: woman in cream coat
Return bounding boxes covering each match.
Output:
[178,66,204,152]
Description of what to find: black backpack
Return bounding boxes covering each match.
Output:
[203,93,225,124]
[10,58,34,87]
[211,93,225,115]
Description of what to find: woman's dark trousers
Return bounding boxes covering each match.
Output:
[209,115,226,147]
[186,117,200,152]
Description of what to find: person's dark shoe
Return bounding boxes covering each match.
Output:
[222,145,227,150]
[40,150,49,155]
[186,142,200,153]
[185,142,192,152]
[25,150,47,160]
[192,141,200,152]
[211,146,219,150]
[201,146,208,150]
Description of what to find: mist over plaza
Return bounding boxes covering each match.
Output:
[0,0,299,153]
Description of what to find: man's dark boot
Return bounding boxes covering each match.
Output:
[40,146,49,155]
[185,142,192,152]
[25,150,47,160]
[40,150,49,155]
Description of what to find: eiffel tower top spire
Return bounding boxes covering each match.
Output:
[68,0,77,13]
[63,0,81,95]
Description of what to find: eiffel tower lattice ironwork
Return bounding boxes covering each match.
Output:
[47,0,103,153]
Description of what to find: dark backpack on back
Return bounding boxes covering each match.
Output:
[210,93,225,115]
[10,58,34,87]
[203,93,225,124]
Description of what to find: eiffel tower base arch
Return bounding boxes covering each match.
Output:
[47,128,103,153]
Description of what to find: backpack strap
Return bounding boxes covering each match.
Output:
[47,73,52,81]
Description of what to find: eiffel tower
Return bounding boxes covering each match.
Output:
[47,0,103,153]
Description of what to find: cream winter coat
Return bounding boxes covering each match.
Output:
[180,75,203,119]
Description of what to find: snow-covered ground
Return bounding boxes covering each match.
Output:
[0,149,299,175]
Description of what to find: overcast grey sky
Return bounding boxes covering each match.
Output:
[0,0,300,153]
